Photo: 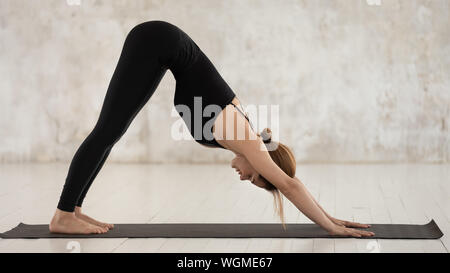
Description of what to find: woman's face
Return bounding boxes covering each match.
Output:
[231,154,267,189]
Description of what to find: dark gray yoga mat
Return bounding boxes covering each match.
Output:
[0,220,443,239]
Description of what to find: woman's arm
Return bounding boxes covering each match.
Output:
[293,177,371,228]
[284,176,374,236]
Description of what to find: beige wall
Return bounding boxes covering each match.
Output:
[0,0,449,163]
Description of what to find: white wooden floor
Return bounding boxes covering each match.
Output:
[0,163,448,253]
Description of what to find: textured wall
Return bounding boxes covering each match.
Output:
[0,0,449,163]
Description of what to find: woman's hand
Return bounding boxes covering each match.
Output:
[330,217,371,229]
[328,224,375,238]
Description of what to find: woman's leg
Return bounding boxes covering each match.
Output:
[73,147,114,229]
[50,22,171,234]
[75,146,112,208]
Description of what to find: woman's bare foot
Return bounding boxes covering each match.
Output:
[49,209,108,234]
[74,206,114,230]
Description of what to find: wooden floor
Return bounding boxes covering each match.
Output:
[0,163,448,253]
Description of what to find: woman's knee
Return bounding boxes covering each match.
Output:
[89,124,125,147]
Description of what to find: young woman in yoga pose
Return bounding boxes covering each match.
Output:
[49,20,374,238]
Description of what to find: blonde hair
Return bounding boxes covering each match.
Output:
[258,128,296,230]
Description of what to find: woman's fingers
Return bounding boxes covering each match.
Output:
[333,218,371,228]
[349,231,362,238]
[329,225,375,238]
[345,227,374,237]
[344,228,357,237]
[344,221,371,228]
[354,228,375,237]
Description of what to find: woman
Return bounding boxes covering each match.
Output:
[49,20,374,238]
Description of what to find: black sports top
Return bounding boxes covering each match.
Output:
[169,23,254,149]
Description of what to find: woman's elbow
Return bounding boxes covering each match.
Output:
[279,177,299,194]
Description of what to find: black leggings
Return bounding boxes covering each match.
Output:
[57,21,235,212]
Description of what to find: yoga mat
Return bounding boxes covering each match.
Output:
[0,220,443,239]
